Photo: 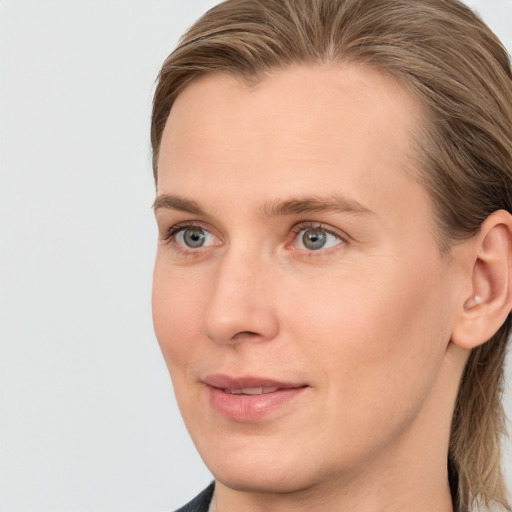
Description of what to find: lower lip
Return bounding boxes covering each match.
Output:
[207,386,307,422]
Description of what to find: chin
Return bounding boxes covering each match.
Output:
[196,436,331,495]
[211,462,320,495]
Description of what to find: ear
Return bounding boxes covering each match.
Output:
[451,210,512,349]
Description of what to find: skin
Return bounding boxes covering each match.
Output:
[152,65,477,511]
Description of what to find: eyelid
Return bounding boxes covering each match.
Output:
[287,221,349,252]
[161,221,220,249]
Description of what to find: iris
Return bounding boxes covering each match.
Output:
[302,228,327,250]
[182,228,206,248]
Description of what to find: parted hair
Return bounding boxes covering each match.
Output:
[151,0,512,510]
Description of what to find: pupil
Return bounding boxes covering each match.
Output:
[303,229,327,250]
[184,229,205,248]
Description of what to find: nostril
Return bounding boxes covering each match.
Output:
[233,331,260,340]
[227,330,266,344]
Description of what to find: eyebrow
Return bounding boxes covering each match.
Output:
[153,193,375,217]
[153,194,204,215]
[261,195,375,217]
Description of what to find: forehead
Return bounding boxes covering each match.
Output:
[157,64,431,230]
[158,64,423,175]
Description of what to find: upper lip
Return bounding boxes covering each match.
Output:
[203,374,306,391]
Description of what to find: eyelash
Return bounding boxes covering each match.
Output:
[288,222,348,255]
[161,221,348,256]
[161,221,214,255]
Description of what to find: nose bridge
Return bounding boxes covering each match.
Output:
[203,243,279,345]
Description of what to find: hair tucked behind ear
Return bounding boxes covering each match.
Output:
[151,1,512,509]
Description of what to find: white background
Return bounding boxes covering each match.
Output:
[0,1,511,510]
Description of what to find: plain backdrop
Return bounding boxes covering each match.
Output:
[0,1,511,511]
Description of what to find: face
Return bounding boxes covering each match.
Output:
[152,65,460,496]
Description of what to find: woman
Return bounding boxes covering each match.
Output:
[150,0,512,510]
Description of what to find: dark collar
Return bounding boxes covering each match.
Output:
[174,482,215,512]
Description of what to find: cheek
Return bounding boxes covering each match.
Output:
[152,260,206,372]
[287,260,451,415]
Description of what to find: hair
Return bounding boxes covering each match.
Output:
[151,0,512,509]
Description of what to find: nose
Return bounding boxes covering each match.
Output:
[203,250,280,345]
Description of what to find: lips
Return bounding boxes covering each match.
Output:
[223,386,279,395]
[203,374,308,422]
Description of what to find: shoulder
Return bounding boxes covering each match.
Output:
[173,482,215,512]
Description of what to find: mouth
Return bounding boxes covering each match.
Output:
[222,386,280,395]
[203,374,308,422]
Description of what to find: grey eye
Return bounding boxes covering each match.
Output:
[182,228,206,248]
[293,226,343,252]
[302,228,328,250]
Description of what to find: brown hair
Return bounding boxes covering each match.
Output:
[151,0,512,509]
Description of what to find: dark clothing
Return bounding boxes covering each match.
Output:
[175,481,465,511]
[174,483,215,512]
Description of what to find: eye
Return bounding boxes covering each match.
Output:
[164,225,219,250]
[179,227,209,248]
[291,225,344,252]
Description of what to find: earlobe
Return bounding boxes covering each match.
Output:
[452,210,512,350]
